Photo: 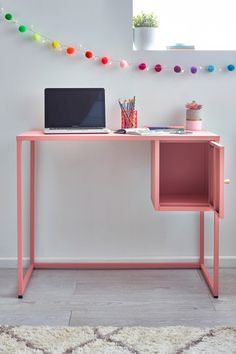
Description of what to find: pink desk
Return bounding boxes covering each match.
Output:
[16,130,224,298]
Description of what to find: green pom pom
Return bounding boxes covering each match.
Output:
[5,13,13,20]
[33,33,41,41]
[18,25,27,33]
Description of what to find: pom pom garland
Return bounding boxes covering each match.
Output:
[5,13,13,20]
[120,59,128,69]
[85,51,93,59]
[139,63,147,71]
[66,47,75,55]
[1,8,236,76]
[18,25,27,33]
[101,56,109,65]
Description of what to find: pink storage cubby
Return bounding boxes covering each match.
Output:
[159,142,209,206]
[151,139,224,215]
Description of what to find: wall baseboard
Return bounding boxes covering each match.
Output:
[1,256,236,268]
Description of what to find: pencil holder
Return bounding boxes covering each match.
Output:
[121,110,138,128]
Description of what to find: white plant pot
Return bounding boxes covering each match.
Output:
[133,27,158,50]
[186,109,202,131]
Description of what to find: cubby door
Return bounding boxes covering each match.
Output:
[151,141,160,210]
[209,141,224,218]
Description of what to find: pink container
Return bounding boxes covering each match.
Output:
[121,110,138,128]
[186,120,202,131]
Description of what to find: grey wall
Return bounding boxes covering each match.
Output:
[0,0,235,267]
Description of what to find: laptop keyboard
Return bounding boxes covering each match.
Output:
[44,128,111,134]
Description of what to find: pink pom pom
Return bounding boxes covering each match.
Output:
[154,64,162,72]
[139,63,147,71]
[120,59,128,69]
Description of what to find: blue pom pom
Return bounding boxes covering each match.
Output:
[207,65,215,73]
[227,64,235,72]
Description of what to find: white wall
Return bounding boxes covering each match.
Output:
[0,0,235,267]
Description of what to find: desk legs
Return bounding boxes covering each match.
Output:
[16,142,220,298]
[200,211,204,264]
[199,211,220,298]
[17,140,35,298]
[30,141,35,265]
[17,140,23,297]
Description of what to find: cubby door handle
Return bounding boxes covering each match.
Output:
[210,141,223,149]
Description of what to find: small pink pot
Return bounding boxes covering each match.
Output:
[186,119,202,131]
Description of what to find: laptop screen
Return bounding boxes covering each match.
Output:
[45,88,106,128]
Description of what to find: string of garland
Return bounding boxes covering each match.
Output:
[1,7,236,74]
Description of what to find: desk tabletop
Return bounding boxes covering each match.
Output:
[17,130,220,142]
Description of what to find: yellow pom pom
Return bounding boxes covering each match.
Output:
[33,33,41,42]
[52,40,60,49]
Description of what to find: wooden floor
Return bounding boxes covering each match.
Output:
[0,268,236,327]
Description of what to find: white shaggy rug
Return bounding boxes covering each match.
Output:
[0,325,236,354]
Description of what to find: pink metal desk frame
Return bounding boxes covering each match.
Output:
[16,130,224,298]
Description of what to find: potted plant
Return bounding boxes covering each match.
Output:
[133,12,159,50]
[185,100,203,131]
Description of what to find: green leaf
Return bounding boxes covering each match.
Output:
[133,12,159,28]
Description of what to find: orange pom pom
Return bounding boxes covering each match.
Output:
[66,47,75,55]
[85,51,93,59]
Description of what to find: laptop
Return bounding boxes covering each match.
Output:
[44,88,110,134]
